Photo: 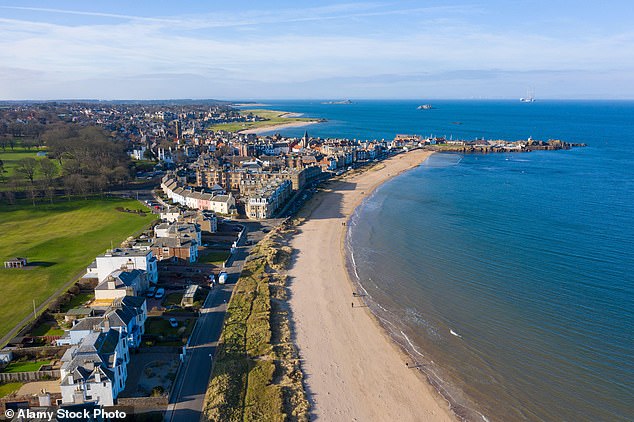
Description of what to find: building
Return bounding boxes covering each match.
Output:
[181,284,199,307]
[245,179,292,220]
[4,257,27,268]
[59,329,129,406]
[154,222,201,245]
[58,296,146,406]
[94,269,148,302]
[151,236,198,263]
[209,194,235,214]
[91,249,158,284]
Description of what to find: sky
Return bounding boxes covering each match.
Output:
[0,0,633,100]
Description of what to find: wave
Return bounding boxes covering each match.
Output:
[401,330,425,357]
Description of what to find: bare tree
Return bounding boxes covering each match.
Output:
[40,158,58,203]
[16,157,38,184]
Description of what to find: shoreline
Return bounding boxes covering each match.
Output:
[238,119,320,134]
[288,150,457,421]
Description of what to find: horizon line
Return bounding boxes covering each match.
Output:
[2,98,634,103]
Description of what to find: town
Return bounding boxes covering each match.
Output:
[0,101,583,420]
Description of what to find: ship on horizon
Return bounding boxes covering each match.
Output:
[520,88,536,102]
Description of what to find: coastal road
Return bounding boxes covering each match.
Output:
[164,229,253,422]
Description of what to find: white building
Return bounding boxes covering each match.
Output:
[92,249,158,284]
[59,296,146,406]
[209,194,235,214]
[60,329,129,406]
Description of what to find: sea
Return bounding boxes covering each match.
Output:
[242,100,634,422]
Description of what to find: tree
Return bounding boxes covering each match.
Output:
[143,148,155,161]
[39,158,58,203]
[39,158,58,184]
[16,157,38,184]
[22,139,38,150]
[0,158,5,182]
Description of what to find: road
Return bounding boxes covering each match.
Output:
[164,230,253,422]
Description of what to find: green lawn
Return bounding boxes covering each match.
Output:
[145,317,194,336]
[30,322,64,337]
[198,250,230,265]
[206,109,318,133]
[2,360,51,373]
[60,291,94,313]
[0,382,23,398]
[163,292,183,307]
[0,198,157,343]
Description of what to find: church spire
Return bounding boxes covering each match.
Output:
[302,131,309,148]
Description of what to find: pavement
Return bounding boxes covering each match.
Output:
[164,229,253,422]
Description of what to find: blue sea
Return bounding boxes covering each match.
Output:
[247,100,634,421]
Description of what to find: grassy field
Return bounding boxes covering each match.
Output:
[0,198,157,343]
[202,226,308,422]
[0,146,55,179]
[206,109,318,133]
[0,382,23,398]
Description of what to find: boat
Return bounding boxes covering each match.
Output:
[417,104,433,110]
[520,88,536,102]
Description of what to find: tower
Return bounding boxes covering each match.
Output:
[302,131,309,149]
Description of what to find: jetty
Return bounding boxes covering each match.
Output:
[398,136,586,154]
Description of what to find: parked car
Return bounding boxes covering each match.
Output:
[218,272,228,285]
[154,288,165,299]
[169,318,178,328]
[147,287,156,298]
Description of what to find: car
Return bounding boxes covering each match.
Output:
[154,288,165,299]
[169,318,178,328]
[146,287,156,298]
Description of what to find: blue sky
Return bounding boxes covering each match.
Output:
[0,1,633,100]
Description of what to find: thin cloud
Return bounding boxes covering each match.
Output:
[0,6,180,23]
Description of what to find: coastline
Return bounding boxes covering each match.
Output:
[238,119,320,134]
[288,149,457,421]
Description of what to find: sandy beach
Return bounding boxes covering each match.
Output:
[238,120,320,135]
[288,149,456,421]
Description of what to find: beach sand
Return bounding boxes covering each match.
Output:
[239,120,319,134]
[288,149,456,421]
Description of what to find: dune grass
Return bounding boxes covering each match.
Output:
[202,226,308,422]
[0,198,156,343]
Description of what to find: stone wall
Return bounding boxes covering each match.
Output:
[0,370,60,383]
